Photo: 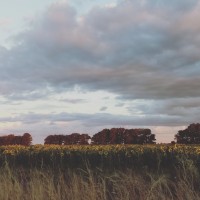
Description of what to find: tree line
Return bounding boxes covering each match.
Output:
[0,123,200,145]
[0,133,32,146]
[44,128,155,145]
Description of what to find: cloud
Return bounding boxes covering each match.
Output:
[0,111,196,127]
[0,0,199,100]
[100,106,107,111]
[125,97,200,128]
[0,112,185,143]
[0,0,199,132]
[60,98,86,104]
[115,102,125,107]
[7,90,50,101]
[0,18,12,27]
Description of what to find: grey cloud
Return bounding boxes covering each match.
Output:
[142,0,198,13]
[0,1,200,100]
[0,111,196,127]
[60,98,86,104]
[100,106,107,111]
[0,110,196,144]
[127,97,200,119]
[157,98,200,117]
[115,102,125,107]
[7,90,50,101]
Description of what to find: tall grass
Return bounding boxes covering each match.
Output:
[0,157,200,200]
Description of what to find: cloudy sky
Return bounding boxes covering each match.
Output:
[0,0,199,144]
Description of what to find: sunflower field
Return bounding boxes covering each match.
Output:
[0,144,199,172]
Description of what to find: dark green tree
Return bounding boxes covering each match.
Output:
[175,123,200,144]
[21,133,32,146]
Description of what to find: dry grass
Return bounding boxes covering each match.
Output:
[0,158,200,200]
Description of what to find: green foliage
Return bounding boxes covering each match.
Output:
[0,144,200,173]
[175,123,200,144]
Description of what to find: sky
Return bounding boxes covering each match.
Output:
[0,0,199,144]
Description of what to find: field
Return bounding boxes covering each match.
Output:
[1,144,200,200]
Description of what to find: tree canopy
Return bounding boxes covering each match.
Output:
[44,133,91,145]
[175,123,200,144]
[92,128,155,145]
[0,133,32,146]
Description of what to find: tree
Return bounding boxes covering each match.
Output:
[110,128,125,144]
[91,129,111,145]
[123,129,155,144]
[44,135,65,145]
[44,133,91,145]
[79,134,91,145]
[92,128,156,145]
[64,133,91,145]
[0,133,32,146]
[175,123,200,144]
[4,134,15,145]
[21,133,32,146]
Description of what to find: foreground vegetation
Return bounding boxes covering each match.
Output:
[0,158,200,200]
[1,144,200,199]
[1,144,200,170]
